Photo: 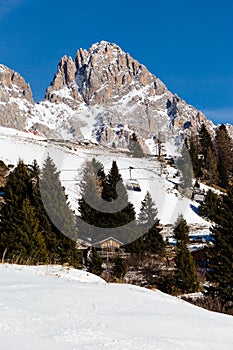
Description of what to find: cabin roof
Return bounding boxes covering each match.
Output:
[93,236,124,246]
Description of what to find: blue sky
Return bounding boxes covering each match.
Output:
[0,0,232,124]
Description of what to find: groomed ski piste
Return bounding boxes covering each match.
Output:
[0,263,233,350]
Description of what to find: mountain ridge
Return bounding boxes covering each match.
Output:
[0,41,230,145]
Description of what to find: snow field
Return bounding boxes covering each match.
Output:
[0,264,233,350]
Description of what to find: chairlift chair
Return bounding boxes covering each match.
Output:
[126,166,142,191]
[126,179,141,192]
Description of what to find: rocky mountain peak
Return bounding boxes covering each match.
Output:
[0,64,35,131]
[45,41,166,107]
[0,42,219,144]
[0,64,33,103]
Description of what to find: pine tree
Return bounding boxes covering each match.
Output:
[13,197,48,263]
[77,158,106,242]
[188,135,201,179]
[100,161,138,243]
[198,124,219,185]
[199,189,220,221]
[87,248,103,276]
[40,155,80,266]
[173,216,199,293]
[113,254,127,279]
[0,160,33,261]
[29,160,58,260]
[78,160,137,244]
[0,158,81,266]
[40,155,77,239]
[206,185,233,305]
[173,215,189,244]
[138,191,164,255]
[128,133,144,158]
[215,124,233,188]
[199,123,213,161]
[102,160,123,203]
[204,147,219,184]
[175,241,199,293]
[125,192,164,256]
[176,144,193,188]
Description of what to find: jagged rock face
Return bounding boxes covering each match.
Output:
[44,41,212,142]
[45,56,82,107]
[0,64,34,130]
[0,64,33,102]
[46,41,167,106]
[226,124,233,139]
[74,41,165,104]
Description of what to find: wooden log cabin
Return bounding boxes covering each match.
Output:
[93,237,130,260]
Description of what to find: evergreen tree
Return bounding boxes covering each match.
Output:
[102,160,123,203]
[174,241,199,293]
[125,192,164,256]
[0,158,81,266]
[198,124,219,185]
[40,155,80,266]
[27,159,59,260]
[13,197,48,263]
[113,254,127,279]
[77,158,106,241]
[128,133,144,158]
[199,123,213,161]
[176,144,193,188]
[173,215,189,244]
[100,161,137,243]
[87,248,103,276]
[78,160,137,244]
[204,147,219,184]
[138,191,164,255]
[173,216,199,293]
[92,158,106,181]
[199,190,220,221]
[0,160,33,261]
[215,124,233,188]
[188,135,201,179]
[40,155,77,240]
[206,185,233,305]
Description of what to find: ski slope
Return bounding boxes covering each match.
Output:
[0,126,208,227]
[0,264,232,350]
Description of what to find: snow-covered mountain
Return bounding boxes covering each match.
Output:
[0,41,216,144]
[1,264,233,350]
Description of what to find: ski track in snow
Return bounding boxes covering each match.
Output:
[0,264,233,350]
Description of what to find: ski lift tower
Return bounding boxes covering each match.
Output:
[129,166,134,179]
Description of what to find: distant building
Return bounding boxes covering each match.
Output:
[92,237,130,260]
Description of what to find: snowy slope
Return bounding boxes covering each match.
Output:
[0,264,233,350]
[0,126,209,228]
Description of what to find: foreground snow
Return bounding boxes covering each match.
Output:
[0,264,232,350]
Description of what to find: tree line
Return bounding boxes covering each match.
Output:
[0,157,80,266]
[188,123,233,189]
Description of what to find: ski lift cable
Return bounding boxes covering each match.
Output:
[61,177,162,182]
[59,166,162,172]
